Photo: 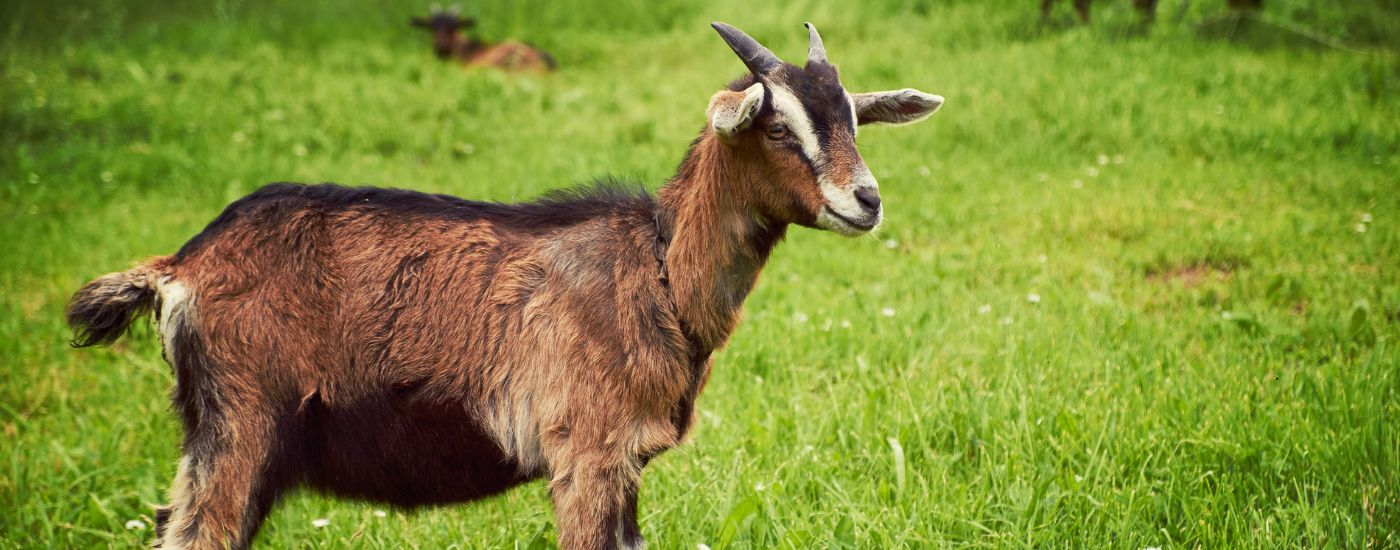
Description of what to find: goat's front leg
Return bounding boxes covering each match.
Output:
[620,487,643,549]
[547,446,644,550]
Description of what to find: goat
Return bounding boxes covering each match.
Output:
[67,22,943,549]
[411,8,555,72]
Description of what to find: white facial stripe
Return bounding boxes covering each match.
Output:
[766,83,824,167]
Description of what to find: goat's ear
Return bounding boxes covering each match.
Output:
[852,89,944,126]
[708,83,765,142]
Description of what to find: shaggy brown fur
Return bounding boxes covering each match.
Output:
[67,23,942,549]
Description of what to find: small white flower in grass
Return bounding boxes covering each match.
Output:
[373,510,387,518]
[1221,311,1233,320]
[918,165,931,177]
[125,519,146,530]
[840,319,851,329]
[100,171,114,183]
[884,239,898,250]
[754,482,766,492]
[1071,179,1083,189]
[312,518,330,528]
[1096,154,1109,166]
[793,312,808,324]
[1026,293,1041,304]
[881,307,896,317]
[28,173,39,184]
[1355,223,1367,233]
[978,304,992,315]
[293,144,308,157]
[1113,154,1125,165]
[1037,254,1048,264]
[1361,212,1372,223]
[1036,172,1049,182]
[1085,167,1099,178]
[1000,316,1014,326]
[698,544,713,550]
[1143,547,1162,550]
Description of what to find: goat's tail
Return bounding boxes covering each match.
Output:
[67,263,164,348]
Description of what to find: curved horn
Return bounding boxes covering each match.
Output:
[711,22,781,76]
[804,22,827,65]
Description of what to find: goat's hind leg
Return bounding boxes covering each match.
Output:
[156,408,292,550]
[156,409,292,550]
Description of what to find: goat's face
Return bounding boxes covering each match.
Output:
[709,23,944,236]
[411,12,476,59]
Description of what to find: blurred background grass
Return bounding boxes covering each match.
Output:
[2,0,1398,547]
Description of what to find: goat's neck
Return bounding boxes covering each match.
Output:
[658,132,786,352]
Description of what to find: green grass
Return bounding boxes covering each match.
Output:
[2,0,1398,547]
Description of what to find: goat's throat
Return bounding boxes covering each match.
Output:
[659,135,786,351]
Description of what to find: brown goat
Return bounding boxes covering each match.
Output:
[411,9,555,72]
[67,22,943,549]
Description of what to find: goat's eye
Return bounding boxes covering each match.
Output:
[765,124,788,140]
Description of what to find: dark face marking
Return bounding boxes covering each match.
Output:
[778,61,857,151]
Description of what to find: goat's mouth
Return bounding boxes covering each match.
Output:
[818,206,879,236]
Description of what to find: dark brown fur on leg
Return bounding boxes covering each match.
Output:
[153,506,173,547]
[620,488,642,549]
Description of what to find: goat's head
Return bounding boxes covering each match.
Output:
[411,7,476,59]
[707,22,943,236]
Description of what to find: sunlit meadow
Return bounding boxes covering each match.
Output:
[2,0,1397,547]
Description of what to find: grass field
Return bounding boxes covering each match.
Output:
[2,0,1398,547]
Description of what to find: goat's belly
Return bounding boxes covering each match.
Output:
[306,399,536,508]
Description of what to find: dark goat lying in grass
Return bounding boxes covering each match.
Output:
[68,22,942,549]
[411,8,555,72]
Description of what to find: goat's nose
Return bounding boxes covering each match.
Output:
[854,187,881,215]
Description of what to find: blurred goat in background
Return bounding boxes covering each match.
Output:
[411,6,555,73]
